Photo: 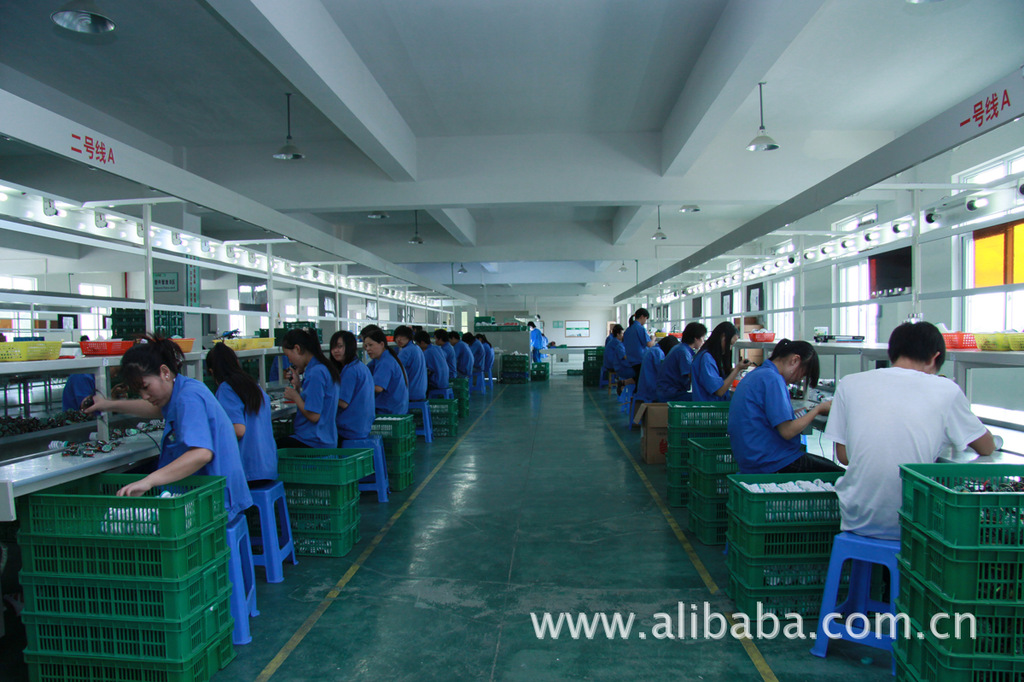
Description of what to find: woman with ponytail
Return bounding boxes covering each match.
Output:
[206,343,276,483]
[329,330,375,441]
[363,329,409,415]
[691,321,752,402]
[280,329,339,449]
[622,308,656,379]
[85,335,252,519]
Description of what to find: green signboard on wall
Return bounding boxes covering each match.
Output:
[565,320,590,338]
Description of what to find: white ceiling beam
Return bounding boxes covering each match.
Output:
[611,205,655,245]
[479,262,500,274]
[660,0,826,176]
[206,0,417,182]
[426,208,477,246]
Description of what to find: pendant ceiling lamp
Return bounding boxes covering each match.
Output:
[273,93,304,160]
[457,263,468,274]
[618,261,628,273]
[408,210,424,244]
[746,82,780,152]
[51,0,115,34]
[651,206,667,241]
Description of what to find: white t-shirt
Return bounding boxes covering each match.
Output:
[825,367,987,540]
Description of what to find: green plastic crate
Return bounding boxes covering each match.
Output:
[384,433,416,458]
[20,551,229,621]
[283,482,358,509]
[688,489,729,524]
[18,474,225,541]
[566,369,583,376]
[25,623,235,682]
[386,452,414,477]
[894,617,1024,682]
[293,521,361,557]
[289,499,360,533]
[391,470,415,492]
[433,423,459,438]
[666,402,730,429]
[900,463,1024,547]
[666,464,688,487]
[277,448,373,486]
[371,415,415,439]
[728,575,825,619]
[667,483,688,508]
[898,516,1024,602]
[271,418,295,439]
[727,543,840,590]
[688,508,727,545]
[897,569,1024,657]
[666,444,686,468]
[428,398,459,419]
[726,516,838,558]
[688,437,736,475]
[19,516,227,580]
[727,472,842,526]
[500,356,530,371]
[689,468,733,498]
[24,589,231,660]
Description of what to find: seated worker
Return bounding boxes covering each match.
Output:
[364,329,409,415]
[452,331,474,378]
[728,339,838,474]
[825,321,995,540]
[656,322,707,402]
[329,330,375,442]
[603,325,635,387]
[436,329,458,378]
[62,373,97,412]
[635,336,679,403]
[691,322,751,402]
[279,329,340,449]
[393,326,428,403]
[416,330,450,394]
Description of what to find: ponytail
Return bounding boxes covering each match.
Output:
[206,343,265,413]
[282,329,339,383]
[769,339,820,387]
[365,329,407,385]
[120,335,184,391]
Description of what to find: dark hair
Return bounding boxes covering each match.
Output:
[681,322,708,345]
[206,343,265,413]
[769,339,821,388]
[611,324,624,336]
[282,329,339,382]
[632,308,650,323]
[329,330,358,371]
[359,324,382,340]
[657,335,679,355]
[462,332,476,345]
[448,330,461,341]
[393,325,413,341]
[703,322,739,378]
[364,329,406,383]
[414,330,432,346]
[528,321,536,328]
[433,329,449,342]
[120,335,184,391]
[475,333,491,347]
[888,321,946,369]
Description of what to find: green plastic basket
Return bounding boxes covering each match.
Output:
[277,448,373,486]
[19,516,227,580]
[25,623,235,682]
[667,427,726,450]
[433,423,459,438]
[728,575,825,619]
[391,469,415,492]
[283,482,358,509]
[894,617,1024,682]
[293,521,361,557]
[726,542,844,591]
[666,402,730,429]
[666,464,688,487]
[688,508,727,545]
[727,472,842,526]
[371,414,415,439]
[666,444,686,468]
[900,463,1024,547]
[688,437,737,475]
[688,489,729,523]
[24,589,231,660]
[20,552,229,621]
[667,483,688,508]
[384,433,416,457]
[898,515,1024,602]
[271,418,294,439]
[727,516,838,558]
[289,499,360,533]
[689,468,733,498]
[386,452,414,477]
[18,474,225,541]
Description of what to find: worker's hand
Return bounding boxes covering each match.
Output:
[647,339,656,347]
[813,400,832,416]
[286,369,301,390]
[116,478,153,497]
[283,386,300,403]
[83,393,108,415]
[737,358,753,370]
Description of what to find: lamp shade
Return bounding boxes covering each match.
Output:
[51,0,115,33]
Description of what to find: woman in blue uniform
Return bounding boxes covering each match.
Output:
[528,321,544,362]
[468,332,485,376]
[279,329,339,448]
[364,329,409,415]
[329,330,375,442]
[453,332,475,378]
[635,336,678,403]
[86,336,252,519]
[656,322,707,402]
[475,334,495,378]
[436,329,458,378]
[417,330,450,394]
[622,308,656,379]
[393,325,428,402]
[206,343,276,484]
[691,322,752,402]
[728,339,838,474]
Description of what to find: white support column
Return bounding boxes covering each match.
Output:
[797,236,807,339]
[143,205,154,333]
[911,190,922,317]
[266,243,276,331]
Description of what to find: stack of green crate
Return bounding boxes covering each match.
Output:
[686,437,737,544]
[18,474,235,681]
[583,348,603,386]
[726,472,843,619]
[154,310,185,337]
[530,361,550,381]
[278,448,372,556]
[371,415,416,491]
[894,463,1024,681]
[665,402,730,507]
[451,376,470,416]
[428,398,459,438]
[274,324,322,344]
[271,418,294,440]
[500,354,531,384]
[111,307,145,339]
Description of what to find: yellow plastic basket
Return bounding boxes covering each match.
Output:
[974,333,1011,352]
[1006,333,1024,352]
[0,341,63,362]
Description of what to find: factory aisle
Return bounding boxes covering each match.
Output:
[222,376,895,682]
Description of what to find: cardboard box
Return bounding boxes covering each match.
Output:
[634,402,669,464]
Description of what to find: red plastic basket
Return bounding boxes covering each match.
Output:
[80,340,136,356]
[748,332,776,342]
[941,332,976,350]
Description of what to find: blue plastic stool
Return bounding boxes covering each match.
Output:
[248,481,297,584]
[409,400,433,442]
[811,532,900,670]
[471,369,486,394]
[599,368,611,388]
[428,387,455,400]
[347,435,389,502]
[226,514,259,645]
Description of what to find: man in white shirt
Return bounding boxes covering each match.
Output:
[825,322,995,540]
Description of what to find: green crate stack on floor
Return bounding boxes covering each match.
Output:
[17,474,235,682]
[451,376,471,416]
[278,448,373,557]
[371,415,417,491]
[530,361,550,381]
[725,472,843,619]
[500,354,531,384]
[664,402,730,507]
[893,463,1024,682]
[686,437,736,544]
[583,348,602,386]
[428,398,459,438]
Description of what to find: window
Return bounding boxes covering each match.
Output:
[77,284,112,339]
[78,283,112,298]
[0,275,37,291]
[964,221,1024,331]
[839,262,877,341]
[771,277,795,340]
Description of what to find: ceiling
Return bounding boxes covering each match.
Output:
[1,0,1023,309]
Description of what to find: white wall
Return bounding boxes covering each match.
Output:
[536,305,616,346]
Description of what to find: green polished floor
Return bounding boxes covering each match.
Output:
[218,376,895,682]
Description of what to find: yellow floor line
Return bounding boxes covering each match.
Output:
[585,390,779,682]
[256,386,508,682]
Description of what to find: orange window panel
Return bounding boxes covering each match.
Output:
[1013,223,1024,284]
[974,230,1005,288]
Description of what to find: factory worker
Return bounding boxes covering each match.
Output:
[635,336,679,403]
[528,321,544,362]
[393,325,428,402]
[656,322,707,402]
[468,332,485,375]
[436,329,458,378]
[691,322,751,402]
[452,331,474,378]
[365,329,409,415]
[417,330,450,395]
[329,330,375,442]
[279,329,340,448]
[475,334,495,380]
[622,308,656,379]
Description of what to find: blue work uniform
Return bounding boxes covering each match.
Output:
[635,346,665,402]
[601,335,617,374]
[622,320,651,367]
[454,341,474,378]
[62,373,96,411]
[336,359,375,440]
[603,337,633,380]
[441,342,458,377]
[160,374,252,519]
[530,327,544,362]
[691,350,729,402]
[372,350,409,415]
[727,361,804,473]
[482,343,494,374]
[657,343,696,403]
[215,382,276,481]
[293,356,339,448]
[422,344,450,390]
[470,340,485,372]
[398,343,428,402]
